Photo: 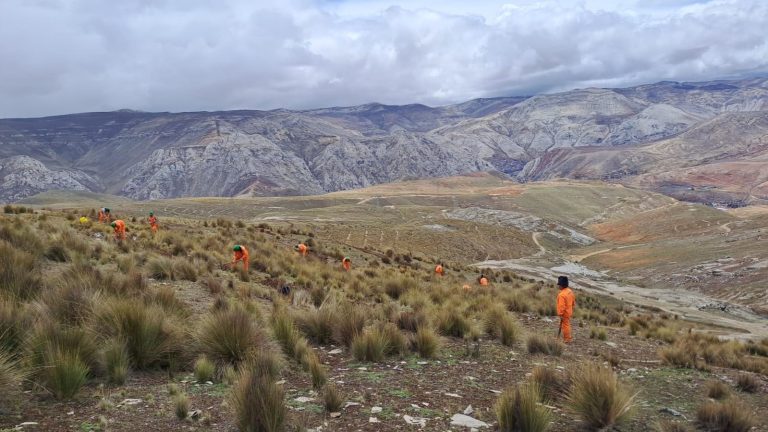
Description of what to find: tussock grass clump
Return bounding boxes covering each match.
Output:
[203,276,223,294]
[379,322,408,356]
[194,356,216,383]
[0,352,26,409]
[323,383,343,413]
[38,281,97,326]
[199,307,266,367]
[495,383,552,432]
[696,400,755,432]
[27,322,99,378]
[397,310,428,332]
[95,299,184,369]
[103,339,129,385]
[0,300,27,352]
[526,335,564,356]
[412,326,440,359]
[590,327,607,341]
[231,359,286,432]
[383,276,418,300]
[567,363,637,429]
[43,349,89,400]
[295,306,335,345]
[351,327,388,362]
[705,380,730,400]
[272,310,302,359]
[659,345,699,369]
[147,257,174,280]
[332,303,365,347]
[653,419,694,432]
[485,307,520,347]
[173,258,198,282]
[44,242,70,262]
[306,353,328,389]
[174,393,189,419]
[436,309,471,338]
[531,366,568,401]
[735,373,758,393]
[0,241,43,300]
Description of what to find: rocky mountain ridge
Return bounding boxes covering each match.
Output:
[1,77,767,202]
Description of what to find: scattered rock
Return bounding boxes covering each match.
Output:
[444,392,462,398]
[403,415,427,427]
[17,422,39,428]
[119,398,143,406]
[463,405,474,415]
[369,417,380,423]
[605,341,618,348]
[328,348,343,355]
[371,406,383,414]
[330,412,341,418]
[343,402,361,409]
[190,409,203,420]
[294,397,314,403]
[450,414,489,428]
[659,407,683,417]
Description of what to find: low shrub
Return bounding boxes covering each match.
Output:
[566,363,637,429]
[332,303,365,347]
[103,339,129,385]
[174,393,189,419]
[735,373,758,393]
[412,326,440,359]
[351,327,388,362]
[199,308,266,367]
[323,383,343,413]
[526,335,564,356]
[705,380,730,400]
[531,366,568,401]
[696,400,755,432]
[195,356,216,383]
[436,309,471,338]
[295,306,335,345]
[231,362,286,432]
[495,383,552,432]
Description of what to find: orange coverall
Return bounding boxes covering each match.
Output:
[148,215,158,233]
[435,265,445,276]
[479,277,489,286]
[113,220,126,241]
[342,258,351,272]
[298,243,308,257]
[98,209,109,223]
[557,287,576,343]
[232,246,249,272]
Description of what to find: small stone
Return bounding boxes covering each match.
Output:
[343,402,361,409]
[417,361,428,365]
[67,411,74,415]
[450,414,489,428]
[445,392,462,398]
[626,368,638,374]
[17,422,39,428]
[330,412,341,418]
[371,406,383,414]
[119,398,143,406]
[403,415,427,427]
[294,397,314,403]
[463,405,474,415]
[205,381,214,385]
[605,341,618,348]
[659,407,683,417]
[489,389,502,394]
[328,349,343,355]
[369,417,380,423]
[276,380,286,385]
[190,409,203,420]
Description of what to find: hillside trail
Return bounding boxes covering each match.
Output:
[476,254,768,340]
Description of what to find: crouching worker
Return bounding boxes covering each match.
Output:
[342,256,351,272]
[111,220,126,241]
[435,263,445,277]
[231,245,249,272]
[296,243,308,257]
[556,276,576,344]
[478,274,489,286]
[98,207,111,223]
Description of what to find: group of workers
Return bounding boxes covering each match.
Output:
[92,208,577,344]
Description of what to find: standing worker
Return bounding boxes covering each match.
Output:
[435,263,445,276]
[98,208,111,223]
[297,243,308,257]
[148,211,159,235]
[231,245,249,272]
[556,276,576,344]
[111,220,126,241]
[342,256,351,272]
[478,274,489,286]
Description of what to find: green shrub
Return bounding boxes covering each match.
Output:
[231,364,286,432]
[306,353,327,389]
[194,356,216,383]
[199,308,266,366]
[174,393,189,419]
[397,310,428,332]
[696,400,755,432]
[351,327,388,362]
[526,335,564,356]
[0,300,27,353]
[0,241,43,300]
[567,363,637,429]
[323,383,343,413]
[103,339,129,385]
[44,349,89,399]
[412,326,440,359]
[94,299,184,369]
[272,310,302,359]
[495,383,552,432]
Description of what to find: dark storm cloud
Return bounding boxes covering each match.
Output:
[0,0,766,117]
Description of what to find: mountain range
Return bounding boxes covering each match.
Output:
[1,77,767,203]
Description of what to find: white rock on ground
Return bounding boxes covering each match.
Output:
[403,415,427,427]
[450,414,489,428]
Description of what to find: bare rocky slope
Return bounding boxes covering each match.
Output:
[1,78,767,202]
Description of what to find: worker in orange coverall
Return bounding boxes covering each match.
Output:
[557,276,576,343]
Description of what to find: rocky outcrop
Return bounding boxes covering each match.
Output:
[0,156,100,202]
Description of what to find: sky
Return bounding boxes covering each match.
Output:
[1,0,767,117]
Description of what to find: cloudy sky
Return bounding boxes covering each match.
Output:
[1,0,766,117]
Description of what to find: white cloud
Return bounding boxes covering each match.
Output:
[0,0,766,117]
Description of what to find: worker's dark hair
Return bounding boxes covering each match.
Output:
[557,276,569,288]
